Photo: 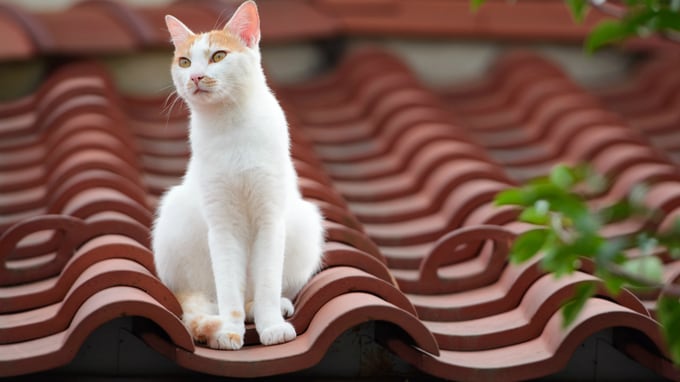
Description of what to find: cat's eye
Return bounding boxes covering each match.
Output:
[178,57,191,68]
[211,51,227,63]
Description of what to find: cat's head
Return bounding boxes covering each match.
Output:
[165,0,261,108]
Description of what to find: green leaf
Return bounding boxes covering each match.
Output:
[562,282,597,328]
[519,200,550,225]
[585,20,635,53]
[654,9,680,31]
[510,229,549,264]
[585,171,608,194]
[600,200,635,224]
[636,233,659,256]
[569,233,604,259]
[541,246,582,277]
[657,296,680,364]
[628,183,649,207]
[566,0,589,23]
[550,164,576,190]
[595,238,628,265]
[602,273,627,295]
[658,218,680,258]
[495,188,528,206]
[470,0,487,12]
[622,256,664,284]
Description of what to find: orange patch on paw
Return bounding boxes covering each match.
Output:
[187,316,207,343]
[228,333,242,343]
[231,310,244,319]
[201,317,222,338]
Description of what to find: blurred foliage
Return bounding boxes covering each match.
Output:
[495,164,680,364]
[472,0,680,52]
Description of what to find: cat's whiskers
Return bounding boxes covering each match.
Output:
[161,89,185,124]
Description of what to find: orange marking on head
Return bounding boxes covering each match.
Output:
[208,30,245,52]
[173,33,200,58]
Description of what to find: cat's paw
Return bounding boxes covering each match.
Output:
[258,321,296,346]
[210,321,245,350]
[281,297,294,318]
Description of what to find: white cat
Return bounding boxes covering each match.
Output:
[152,0,324,350]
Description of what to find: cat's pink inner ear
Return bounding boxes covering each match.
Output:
[165,15,194,47]
[225,1,261,48]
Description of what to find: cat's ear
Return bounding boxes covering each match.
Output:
[165,15,194,47]
[224,0,260,48]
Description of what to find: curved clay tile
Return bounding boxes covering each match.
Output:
[322,241,395,285]
[314,200,364,232]
[603,68,680,119]
[0,7,37,60]
[227,266,422,346]
[445,64,566,118]
[74,0,157,47]
[440,50,565,103]
[598,57,680,167]
[0,286,193,378]
[424,271,647,351]
[382,298,667,382]
[595,54,680,106]
[361,179,507,245]
[459,79,586,135]
[0,257,177,343]
[323,221,384,263]
[311,109,467,163]
[614,326,680,381]
[300,80,430,128]
[33,7,139,54]
[0,233,153,312]
[0,3,53,55]
[404,257,544,321]
[325,138,489,182]
[283,50,414,108]
[0,215,149,288]
[337,158,506,203]
[137,292,438,378]
[299,177,348,209]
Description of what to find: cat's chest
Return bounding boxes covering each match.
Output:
[194,129,286,168]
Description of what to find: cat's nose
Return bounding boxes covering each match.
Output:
[191,74,204,85]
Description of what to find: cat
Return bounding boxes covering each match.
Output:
[152,0,324,350]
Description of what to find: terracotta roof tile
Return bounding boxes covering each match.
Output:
[1,4,679,379]
[281,48,679,380]
[313,0,611,40]
[1,286,193,377]
[0,59,440,377]
[382,298,668,381]
[0,0,337,58]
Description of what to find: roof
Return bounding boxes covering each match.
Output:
[1,1,680,381]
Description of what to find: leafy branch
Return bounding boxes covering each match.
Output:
[495,164,680,364]
[472,0,680,52]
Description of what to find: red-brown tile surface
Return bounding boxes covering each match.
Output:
[313,0,611,40]
[0,0,337,58]
[281,48,679,380]
[0,56,438,378]
[1,1,679,380]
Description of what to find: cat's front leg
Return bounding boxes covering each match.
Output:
[251,217,296,345]
[206,227,247,350]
